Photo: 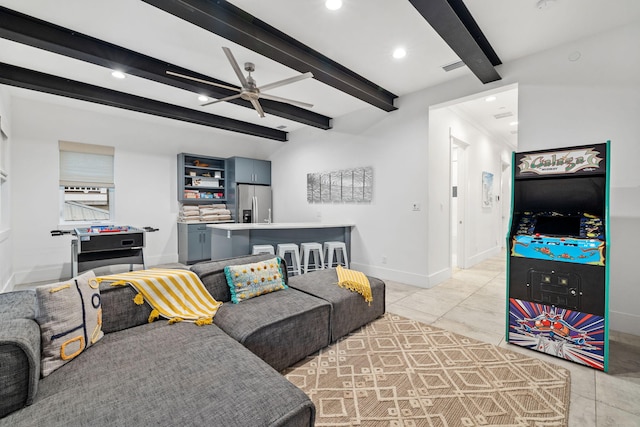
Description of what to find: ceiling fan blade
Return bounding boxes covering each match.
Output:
[259,72,313,92]
[260,93,314,109]
[250,99,265,118]
[200,93,242,107]
[222,47,249,88]
[166,70,240,92]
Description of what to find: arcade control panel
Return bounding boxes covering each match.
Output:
[511,211,605,265]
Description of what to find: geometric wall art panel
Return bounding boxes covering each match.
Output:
[307,166,373,203]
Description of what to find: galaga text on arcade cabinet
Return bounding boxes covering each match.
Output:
[507,142,610,371]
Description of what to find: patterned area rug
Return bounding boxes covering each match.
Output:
[283,313,570,426]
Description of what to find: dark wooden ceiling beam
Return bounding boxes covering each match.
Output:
[141,0,398,112]
[0,62,287,141]
[0,5,331,130]
[408,0,502,84]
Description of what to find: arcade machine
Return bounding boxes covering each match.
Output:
[506,142,610,371]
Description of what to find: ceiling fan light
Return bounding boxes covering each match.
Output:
[325,0,342,11]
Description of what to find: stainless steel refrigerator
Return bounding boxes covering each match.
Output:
[237,184,272,223]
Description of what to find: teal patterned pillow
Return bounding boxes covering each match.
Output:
[224,257,287,303]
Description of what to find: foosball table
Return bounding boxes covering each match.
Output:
[51,225,157,277]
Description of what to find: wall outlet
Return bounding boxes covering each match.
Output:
[382,255,387,264]
[412,203,421,211]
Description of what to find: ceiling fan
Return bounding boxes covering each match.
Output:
[167,47,314,118]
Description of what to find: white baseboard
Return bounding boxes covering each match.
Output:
[427,266,451,287]
[609,310,640,336]
[466,246,502,268]
[1,273,14,293]
[13,264,68,286]
[351,262,430,288]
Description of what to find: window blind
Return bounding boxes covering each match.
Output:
[59,141,114,187]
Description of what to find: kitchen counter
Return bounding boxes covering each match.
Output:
[207,222,355,231]
[207,222,354,261]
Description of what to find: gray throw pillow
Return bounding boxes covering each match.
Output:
[35,271,104,377]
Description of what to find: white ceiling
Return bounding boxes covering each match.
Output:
[1,0,640,142]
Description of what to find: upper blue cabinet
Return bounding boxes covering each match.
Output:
[229,157,271,185]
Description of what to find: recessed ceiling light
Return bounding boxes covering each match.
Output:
[485,96,497,102]
[325,0,342,11]
[392,47,407,59]
[198,95,209,102]
[111,70,126,79]
[510,121,519,126]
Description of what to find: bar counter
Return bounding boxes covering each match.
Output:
[207,222,355,261]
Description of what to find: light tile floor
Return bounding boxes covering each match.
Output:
[386,254,640,427]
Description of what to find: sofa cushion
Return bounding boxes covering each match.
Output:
[97,269,222,324]
[0,322,315,427]
[213,288,331,371]
[0,291,36,321]
[191,253,287,302]
[288,268,386,342]
[34,271,104,377]
[99,280,152,334]
[0,319,41,418]
[224,257,287,303]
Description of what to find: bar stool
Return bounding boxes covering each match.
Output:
[324,241,349,269]
[299,242,324,274]
[252,244,275,255]
[277,243,302,276]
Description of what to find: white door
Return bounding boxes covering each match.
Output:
[451,134,469,269]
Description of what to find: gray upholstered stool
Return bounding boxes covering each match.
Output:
[252,244,275,255]
[323,241,349,269]
[277,243,302,276]
[299,242,324,274]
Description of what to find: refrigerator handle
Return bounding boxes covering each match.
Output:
[252,196,258,223]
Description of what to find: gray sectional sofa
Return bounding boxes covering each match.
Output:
[0,253,385,426]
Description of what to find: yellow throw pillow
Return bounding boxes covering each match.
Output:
[35,271,104,377]
[224,257,287,303]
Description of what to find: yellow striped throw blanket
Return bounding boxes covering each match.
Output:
[96,269,221,325]
[336,265,373,304]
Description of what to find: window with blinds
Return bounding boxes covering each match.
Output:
[59,141,115,222]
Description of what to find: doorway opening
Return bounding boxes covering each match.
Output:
[434,84,519,271]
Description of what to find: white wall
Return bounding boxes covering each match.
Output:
[9,94,278,286]
[271,97,430,286]
[512,23,640,335]
[273,21,640,334]
[0,87,12,292]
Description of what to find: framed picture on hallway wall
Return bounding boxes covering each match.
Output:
[482,171,494,208]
